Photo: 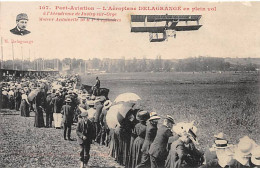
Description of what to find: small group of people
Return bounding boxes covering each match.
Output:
[106,108,260,168]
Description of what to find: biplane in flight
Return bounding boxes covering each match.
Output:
[130,14,202,42]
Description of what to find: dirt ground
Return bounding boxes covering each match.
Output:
[0,109,123,168]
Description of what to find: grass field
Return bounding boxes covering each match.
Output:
[82,72,260,150]
[0,110,122,168]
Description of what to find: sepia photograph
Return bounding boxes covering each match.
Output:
[0,1,260,168]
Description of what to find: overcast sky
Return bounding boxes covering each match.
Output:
[1,1,260,60]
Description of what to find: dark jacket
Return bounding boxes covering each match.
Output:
[149,125,173,159]
[61,104,74,125]
[76,119,95,144]
[94,79,100,88]
[52,96,63,113]
[45,94,53,113]
[141,122,158,154]
[10,27,30,36]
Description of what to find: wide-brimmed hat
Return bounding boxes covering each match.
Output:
[65,98,72,103]
[81,111,88,117]
[235,136,255,156]
[149,115,161,121]
[166,115,175,124]
[104,100,112,110]
[136,111,150,121]
[251,146,260,166]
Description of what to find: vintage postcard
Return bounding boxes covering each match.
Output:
[0,1,260,168]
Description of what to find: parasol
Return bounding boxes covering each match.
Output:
[114,93,141,103]
[106,104,123,129]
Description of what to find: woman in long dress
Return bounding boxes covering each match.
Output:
[117,111,135,166]
[20,90,30,117]
[130,111,150,168]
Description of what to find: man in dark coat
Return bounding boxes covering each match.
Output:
[45,91,53,128]
[76,111,95,168]
[10,13,31,36]
[34,87,46,128]
[14,88,22,111]
[61,98,74,141]
[149,115,175,168]
[136,114,161,168]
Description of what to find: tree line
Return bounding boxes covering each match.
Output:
[2,57,259,73]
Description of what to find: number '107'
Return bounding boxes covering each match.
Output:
[39,6,50,10]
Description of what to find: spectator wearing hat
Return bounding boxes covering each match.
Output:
[130,111,150,168]
[45,91,53,128]
[61,98,74,141]
[76,111,95,168]
[34,87,45,128]
[52,91,63,128]
[136,112,161,168]
[229,136,257,168]
[201,132,227,167]
[10,13,31,36]
[165,131,203,168]
[200,135,233,168]
[99,100,112,146]
[149,115,175,168]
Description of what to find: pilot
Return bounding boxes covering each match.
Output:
[10,13,31,36]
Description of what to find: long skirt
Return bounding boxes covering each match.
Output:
[131,137,145,168]
[34,106,45,128]
[20,100,30,117]
[109,128,119,159]
[117,128,131,166]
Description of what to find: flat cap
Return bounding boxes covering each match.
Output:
[16,13,29,21]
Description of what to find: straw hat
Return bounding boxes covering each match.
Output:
[150,112,158,117]
[165,115,175,124]
[149,115,161,121]
[212,139,231,149]
[235,136,255,156]
[251,146,260,166]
